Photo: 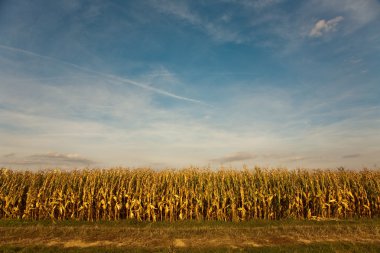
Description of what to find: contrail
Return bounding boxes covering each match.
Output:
[0,44,208,105]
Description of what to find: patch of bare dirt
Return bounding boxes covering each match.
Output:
[41,239,115,248]
[173,239,186,247]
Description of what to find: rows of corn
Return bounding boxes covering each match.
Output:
[0,168,379,221]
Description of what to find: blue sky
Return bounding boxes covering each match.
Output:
[0,0,379,169]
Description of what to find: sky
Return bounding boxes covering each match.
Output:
[0,0,379,170]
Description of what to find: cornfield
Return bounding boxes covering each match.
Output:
[0,168,379,221]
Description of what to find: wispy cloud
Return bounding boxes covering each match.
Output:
[3,153,15,158]
[0,152,96,169]
[315,0,380,30]
[309,16,344,37]
[302,0,380,39]
[285,156,310,163]
[219,0,284,11]
[231,0,284,10]
[342,154,361,159]
[0,44,206,105]
[211,152,257,163]
[210,152,316,167]
[153,1,242,43]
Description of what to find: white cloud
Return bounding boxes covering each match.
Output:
[307,0,380,36]
[309,16,344,37]
[317,0,380,28]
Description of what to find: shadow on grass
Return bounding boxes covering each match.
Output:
[1,242,380,253]
[1,217,379,228]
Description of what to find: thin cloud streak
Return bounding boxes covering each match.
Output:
[342,154,361,159]
[211,152,257,163]
[0,44,207,106]
[0,152,96,168]
[3,153,15,158]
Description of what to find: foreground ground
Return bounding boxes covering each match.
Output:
[0,219,380,252]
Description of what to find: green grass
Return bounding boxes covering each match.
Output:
[1,218,379,252]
